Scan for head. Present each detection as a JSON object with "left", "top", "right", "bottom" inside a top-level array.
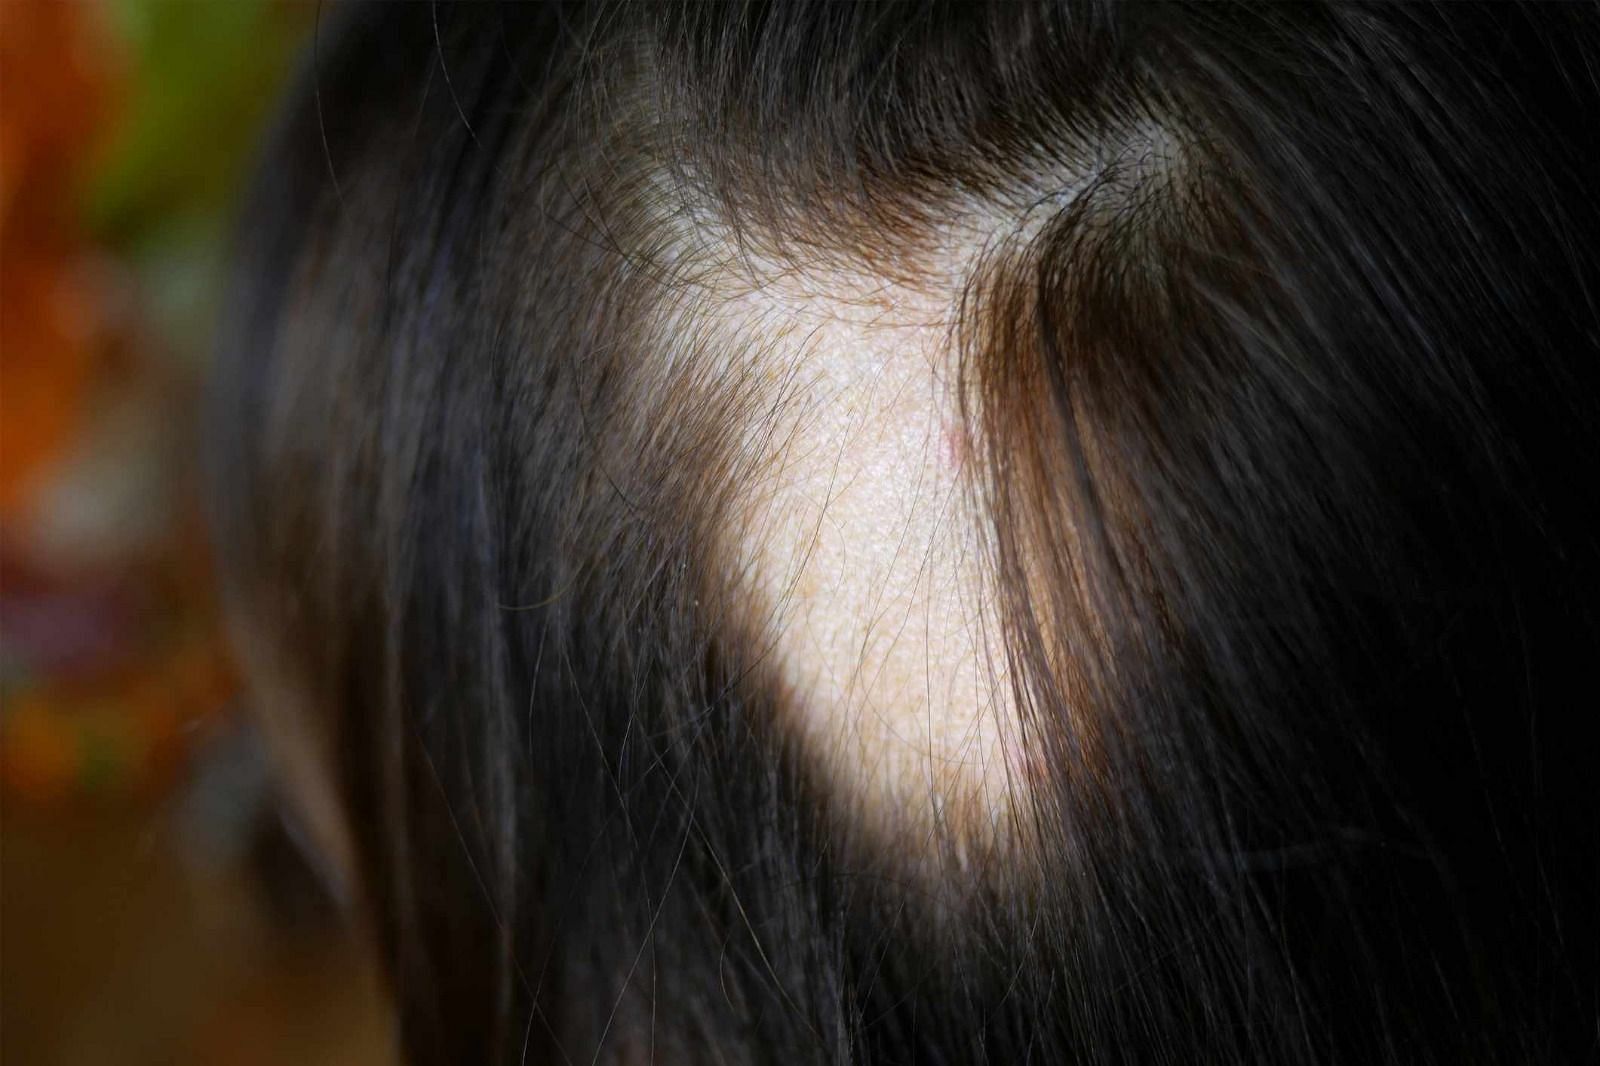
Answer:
[{"left": 210, "top": 2, "right": 1600, "bottom": 1062}]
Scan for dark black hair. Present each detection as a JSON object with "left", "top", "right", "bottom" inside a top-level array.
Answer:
[{"left": 211, "top": 3, "right": 1600, "bottom": 1062}]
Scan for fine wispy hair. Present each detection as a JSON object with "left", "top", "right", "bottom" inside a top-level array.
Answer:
[{"left": 210, "top": 3, "right": 1600, "bottom": 1063}]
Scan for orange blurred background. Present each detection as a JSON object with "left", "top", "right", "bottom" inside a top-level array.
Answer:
[{"left": 1, "top": 3, "right": 393, "bottom": 1061}]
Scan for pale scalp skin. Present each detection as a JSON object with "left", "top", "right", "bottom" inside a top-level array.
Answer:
[
  {"left": 632, "top": 136, "right": 1148, "bottom": 858},
  {"left": 663, "top": 240, "right": 1031, "bottom": 859}
]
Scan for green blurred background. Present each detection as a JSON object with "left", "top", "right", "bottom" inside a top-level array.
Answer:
[{"left": 1, "top": 3, "right": 393, "bottom": 1062}]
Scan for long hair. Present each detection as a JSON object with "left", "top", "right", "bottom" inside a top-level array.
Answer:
[{"left": 210, "top": 3, "right": 1600, "bottom": 1062}]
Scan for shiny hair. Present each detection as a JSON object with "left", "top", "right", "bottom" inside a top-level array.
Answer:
[{"left": 211, "top": 3, "right": 1600, "bottom": 1062}]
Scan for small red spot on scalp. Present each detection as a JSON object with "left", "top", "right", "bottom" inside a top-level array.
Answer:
[{"left": 943, "top": 424, "right": 967, "bottom": 471}]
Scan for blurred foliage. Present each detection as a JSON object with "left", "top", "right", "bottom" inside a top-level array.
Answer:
[
  {"left": 2, "top": 11, "right": 396, "bottom": 1062},
  {"left": 89, "top": 0, "right": 313, "bottom": 360},
  {"left": 94, "top": 0, "right": 311, "bottom": 238},
  {"left": 1, "top": 0, "right": 311, "bottom": 804}
]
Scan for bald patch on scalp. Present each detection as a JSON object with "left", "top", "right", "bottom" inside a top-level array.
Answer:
[
  {"left": 625, "top": 113, "right": 1203, "bottom": 865},
  {"left": 647, "top": 229, "right": 1033, "bottom": 862}
]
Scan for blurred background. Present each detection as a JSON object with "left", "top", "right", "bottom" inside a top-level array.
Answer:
[{"left": 1, "top": 2, "right": 394, "bottom": 1061}]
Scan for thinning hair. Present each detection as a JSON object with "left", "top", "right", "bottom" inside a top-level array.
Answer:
[{"left": 211, "top": 3, "right": 1600, "bottom": 1063}]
